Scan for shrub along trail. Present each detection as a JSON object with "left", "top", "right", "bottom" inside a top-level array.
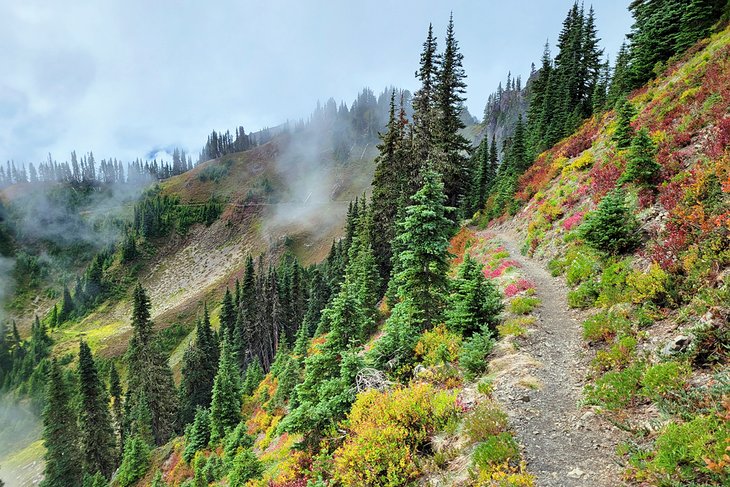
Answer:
[{"left": 487, "top": 228, "right": 626, "bottom": 487}]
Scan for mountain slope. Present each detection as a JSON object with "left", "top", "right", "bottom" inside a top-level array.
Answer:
[{"left": 482, "top": 23, "right": 730, "bottom": 486}]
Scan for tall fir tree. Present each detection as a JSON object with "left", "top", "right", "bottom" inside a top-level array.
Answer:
[
  {"left": 41, "top": 360, "right": 83, "bottom": 487},
  {"left": 433, "top": 14, "right": 471, "bottom": 210},
  {"left": 125, "top": 284, "right": 179, "bottom": 445},
  {"left": 209, "top": 336, "right": 242, "bottom": 444},
  {"left": 77, "top": 340, "right": 117, "bottom": 478},
  {"left": 179, "top": 307, "right": 219, "bottom": 426},
  {"left": 412, "top": 24, "right": 440, "bottom": 173},
  {"left": 390, "top": 168, "right": 454, "bottom": 329}
]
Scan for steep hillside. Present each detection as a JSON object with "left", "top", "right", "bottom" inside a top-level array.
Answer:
[{"left": 481, "top": 24, "right": 730, "bottom": 486}]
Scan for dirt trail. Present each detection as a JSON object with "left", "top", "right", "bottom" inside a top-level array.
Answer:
[{"left": 490, "top": 228, "right": 625, "bottom": 487}]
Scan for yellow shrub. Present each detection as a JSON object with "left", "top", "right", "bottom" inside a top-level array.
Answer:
[
  {"left": 627, "top": 264, "right": 670, "bottom": 304},
  {"left": 414, "top": 324, "right": 462, "bottom": 366},
  {"left": 334, "top": 383, "right": 457, "bottom": 486},
  {"left": 562, "top": 150, "right": 594, "bottom": 175}
]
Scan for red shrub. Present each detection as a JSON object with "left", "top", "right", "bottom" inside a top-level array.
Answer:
[
  {"left": 658, "top": 179, "right": 686, "bottom": 212},
  {"left": 562, "top": 211, "right": 586, "bottom": 231},
  {"left": 589, "top": 161, "right": 622, "bottom": 201},
  {"left": 708, "top": 116, "right": 730, "bottom": 159},
  {"left": 504, "top": 278, "right": 536, "bottom": 297},
  {"left": 638, "top": 188, "right": 656, "bottom": 209}
]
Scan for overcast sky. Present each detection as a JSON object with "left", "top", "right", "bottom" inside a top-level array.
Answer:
[{"left": 0, "top": 1, "right": 633, "bottom": 164}]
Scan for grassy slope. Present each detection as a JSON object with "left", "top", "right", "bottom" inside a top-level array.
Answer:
[{"left": 485, "top": 25, "right": 730, "bottom": 484}]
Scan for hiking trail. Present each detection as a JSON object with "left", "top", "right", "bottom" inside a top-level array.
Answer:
[{"left": 485, "top": 228, "right": 626, "bottom": 487}]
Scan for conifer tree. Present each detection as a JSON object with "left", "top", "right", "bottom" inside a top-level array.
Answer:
[
  {"left": 41, "top": 360, "right": 83, "bottom": 487},
  {"left": 390, "top": 168, "right": 453, "bottom": 329},
  {"left": 607, "top": 43, "right": 631, "bottom": 107},
  {"left": 580, "top": 189, "right": 640, "bottom": 254},
  {"left": 412, "top": 24, "right": 439, "bottom": 170},
  {"left": 116, "top": 435, "right": 151, "bottom": 487},
  {"left": 371, "top": 91, "right": 407, "bottom": 284},
  {"left": 179, "top": 308, "right": 219, "bottom": 426},
  {"left": 126, "top": 284, "right": 178, "bottom": 445},
  {"left": 433, "top": 14, "right": 471, "bottom": 209},
  {"left": 219, "top": 288, "right": 236, "bottom": 340},
  {"left": 242, "top": 359, "right": 264, "bottom": 396},
  {"left": 109, "top": 363, "right": 124, "bottom": 448},
  {"left": 620, "top": 128, "right": 660, "bottom": 185},
  {"left": 183, "top": 407, "right": 210, "bottom": 463},
  {"left": 77, "top": 340, "right": 117, "bottom": 478},
  {"left": 209, "top": 337, "right": 242, "bottom": 444},
  {"left": 613, "top": 98, "right": 636, "bottom": 149},
  {"left": 446, "top": 255, "right": 504, "bottom": 337}
]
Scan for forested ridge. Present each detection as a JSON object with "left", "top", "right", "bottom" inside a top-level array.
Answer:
[{"left": 1, "top": 1, "right": 729, "bottom": 486}]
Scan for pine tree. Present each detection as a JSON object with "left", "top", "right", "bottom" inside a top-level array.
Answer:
[
  {"left": 41, "top": 360, "right": 82, "bottom": 487},
  {"left": 620, "top": 128, "right": 660, "bottom": 185},
  {"left": 433, "top": 13, "right": 471, "bottom": 209},
  {"left": 59, "top": 284, "right": 74, "bottom": 323},
  {"left": 208, "top": 337, "right": 242, "bottom": 444},
  {"left": 77, "top": 341, "right": 117, "bottom": 478},
  {"left": 607, "top": 43, "right": 631, "bottom": 107},
  {"left": 241, "top": 359, "right": 264, "bottom": 396},
  {"left": 676, "top": 0, "right": 726, "bottom": 52},
  {"left": 371, "top": 91, "right": 408, "bottom": 284},
  {"left": 390, "top": 169, "right": 453, "bottom": 329},
  {"left": 126, "top": 284, "right": 179, "bottom": 445}
]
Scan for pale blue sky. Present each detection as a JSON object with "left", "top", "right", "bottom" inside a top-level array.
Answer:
[{"left": 0, "top": 1, "right": 632, "bottom": 163}]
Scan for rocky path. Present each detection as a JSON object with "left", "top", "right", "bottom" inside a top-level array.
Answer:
[{"left": 490, "top": 229, "right": 626, "bottom": 487}]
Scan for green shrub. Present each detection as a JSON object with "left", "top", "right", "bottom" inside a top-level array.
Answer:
[
  {"left": 640, "top": 361, "right": 691, "bottom": 402},
  {"left": 649, "top": 415, "right": 730, "bottom": 483},
  {"left": 464, "top": 401, "right": 508, "bottom": 444},
  {"left": 223, "top": 422, "right": 254, "bottom": 461},
  {"left": 509, "top": 297, "right": 541, "bottom": 315},
  {"left": 566, "top": 252, "right": 600, "bottom": 286},
  {"left": 472, "top": 432, "right": 520, "bottom": 468},
  {"left": 459, "top": 333, "right": 495, "bottom": 380},
  {"left": 596, "top": 259, "right": 632, "bottom": 306},
  {"left": 183, "top": 407, "right": 210, "bottom": 462},
  {"left": 415, "top": 325, "right": 463, "bottom": 366},
  {"left": 592, "top": 335, "right": 638, "bottom": 372},
  {"left": 582, "top": 309, "right": 632, "bottom": 342},
  {"left": 498, "top": 316, "right": 535, "bottom": 338},
  {"left": 627, "top": 264, "right": 670, "bottom": 306},
  {"left": 567, "top": 279, "right": 599, "bottom": 308},
  {"left": 584, "top": 362, "right": 644, "bottom": 410},
  {"left": 579, "top": 189, "right": 640, "bottom": 255}
]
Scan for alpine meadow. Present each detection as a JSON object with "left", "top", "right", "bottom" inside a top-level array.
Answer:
[{"left": 1, "top": 1, "right": 730, "bottom": 486}]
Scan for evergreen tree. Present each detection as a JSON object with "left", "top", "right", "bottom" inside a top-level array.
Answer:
[
  {"left": 433, "top": 14, "right": 471, "bottom": 209},
  {"left": 81, "top": 472, "right": 107, "bottom": 487},
  {"left": 179, "top": 309, "right": 219, "bottom": 426},
  {"left": 219, "top": 288, "right": 236, "bottom": 340},
  {"left": 241, "top": 359, "right": 264, "bottom": 396},
  {"left": 446, "top": 255, "right": 504, "bottom": 337},
  {"left": 390, "top": 169, "right": 453, "bottom": 329},
  {"left": 620, "top": 128, "right": 660, "bottom": 185},
  {"left": 125, "top": 284, "right": 178, "bottom": 445},
  {"left": 676, "top": 0, "right": 727, "bottom": 52},
  {"left": 580, "top": 189, "right": 640, "bottom": 254},
  {"left": 109, "top": 363, "right": 124, "bottom": 449},
  {"left": 208, "top": 337, "right": 242, "bottom": 444},
  {"left": 228, "top": 448, "right": 263, "bottom": 486},
  {"left": 412, "top": 24, "right": 440, "bottom": 171},
  {"left": 116, "top": 435, "right": 151, "bottom": 487},
  {"left": 59, "top": 284, "right": 74, "bottom": 323},
  {"left": 371, "top": 91, "right": 408, "bottom": 284},
  {"left": 183, "top": 407, "right": 210, "bottom": 463},
  {"left": 41, "top": 360, "right": 83, "bottom": 487},
  {"left": 77, "top": 341, "right": 117, "bottom": 478},
  {"left": 607, "top": 43, "right": 632, "bottom": 107},
  {"left": 613, "top": 98, "right": 636, "bottom": 149}
]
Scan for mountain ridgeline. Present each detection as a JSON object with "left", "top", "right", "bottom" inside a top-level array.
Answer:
[{"left": 0, "top": 1, "right": 729, "bottom": 486}]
